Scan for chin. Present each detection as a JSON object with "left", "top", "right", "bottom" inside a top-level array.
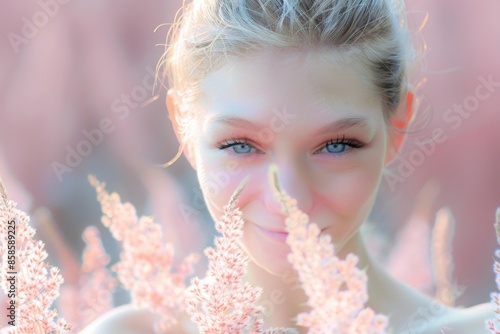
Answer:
[
  {"left": 239, "top": 218, "right": 360, "bottom": 276},
  {"left": 243, "top": 243, "right": 295, "bottom": 277},
  {"left": 238, "top": 220, "right": 299, "bottom": 277}
]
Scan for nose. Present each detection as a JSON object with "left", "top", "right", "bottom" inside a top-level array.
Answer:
[{"left": 264, "top": 163, "right": 314, "bottom": 216}]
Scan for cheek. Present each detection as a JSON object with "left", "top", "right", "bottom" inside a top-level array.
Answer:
[
  {"left": 320, "top": 157, "right": 384, "bottom": 222},
  {"left": 334, "top": 137, "right": 387, "bottom": 217},
  {"left": 336, "top": 169, "right": 381, "bottom": 216},
  {"left": 195, "top": 153, "right": 249, "bottom": 220}
]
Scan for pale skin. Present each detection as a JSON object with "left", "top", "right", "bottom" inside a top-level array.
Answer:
[{"left": 80, "top": 48, "right": 494, "bottom": 333}]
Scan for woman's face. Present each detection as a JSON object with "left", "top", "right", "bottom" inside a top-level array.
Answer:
[{"left": 183, "top": 49, "right": 393, "bottom": 276}]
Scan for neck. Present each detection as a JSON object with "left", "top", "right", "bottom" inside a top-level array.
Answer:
[
  {"left": 244, "top": 230, "right": 443, "bottom": 333},
  {"left": 334, "top": 231, "right": 441, "bottom": 330},
  {"left": 244, "top": 231, "right": 387, "bottom": 333},
  {"left": 245, "top": 255, "right": 309, "bottom": 333}
]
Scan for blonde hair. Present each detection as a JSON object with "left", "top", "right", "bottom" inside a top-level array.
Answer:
[{"left": 158, "top": 0, "right": 414, "bottom": 149}]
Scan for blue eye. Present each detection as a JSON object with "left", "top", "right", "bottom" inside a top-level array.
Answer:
[
  {"left": 229, "top": 142, "right": 254, "bottom": 154},
  {"left": 217, "top": 135, "right": 364, "bottom": 156},
  {"left": 325, "top": 142, "right": 347, "bottom": 154},
  {"left": 317, "top": 135, "right": 364, "bottom": 155},
  {"left": 217, "top": 138, "right": 258, "bottom": 155}
]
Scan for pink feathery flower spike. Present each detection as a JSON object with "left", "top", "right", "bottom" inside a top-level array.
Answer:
[
  {"left": 88, "top": 175, "right": 199, "bottom": 334},
  {"left": 385, "top": 181, "right": 438, "bottom": 295},
  {"left": 57, "top": 225, "right": 117, "bottom": 332},
  {"left": 267, "top": 164, "right": 389, "bottom": 334},
  {"left": 184, "top": 174, "right": 298, "bottom": 334},
  {"left": 485, "top": 207, "right": 500, "bottom": 333},
  {"left": 431, "top": 207, "right": 461, "bottom": 306},
  {"left": 0, "top": 177, "right": 71, "bottom": 333},
  {"left": 32, "top": 207, "right": 86, "bottom": 330},
  {"left": 78, "top": 225, "right": 117, "bottom": 328}
]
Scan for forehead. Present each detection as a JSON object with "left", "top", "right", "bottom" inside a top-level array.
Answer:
[{"left": 197, "top": 48, "right": 383, "bottom": 130}]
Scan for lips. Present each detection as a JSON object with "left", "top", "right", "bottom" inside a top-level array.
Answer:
[
  {"left": 254, "top": 224, "right": 289, "bottom": 242},
  {"left": 253, "top": 223, "right": 328, "bottom": 243}
]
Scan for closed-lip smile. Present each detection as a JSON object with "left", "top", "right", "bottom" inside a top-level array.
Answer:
[
  {"left": 254, "top": 224, "right": 328, "bottom": 243},
  {"left": 254, "top": 224, "right": 289, "bottom": 242}
]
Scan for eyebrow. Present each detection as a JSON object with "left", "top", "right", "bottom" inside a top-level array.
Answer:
[{"left": 212, "top": 115, "right": 370, "bottom": 134}]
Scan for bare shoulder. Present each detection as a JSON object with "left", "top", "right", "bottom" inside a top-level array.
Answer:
[
  {"left": 393, "top": 301, "right": 494, "bottom": 334},
  {"left": 78, "top": 303, "right": 183, "bottom": 334},
  {"left": 443, "top": 302, "right": 495, "bottom": 334}
]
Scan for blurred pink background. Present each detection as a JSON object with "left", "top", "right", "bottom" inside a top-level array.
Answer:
[{"left": 0, "top": 0, "right": 499, "bottom": 327}]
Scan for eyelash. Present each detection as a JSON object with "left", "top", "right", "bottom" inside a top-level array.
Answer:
[{"left": 216, "top": 135, "right": 364, "bottom": 157}]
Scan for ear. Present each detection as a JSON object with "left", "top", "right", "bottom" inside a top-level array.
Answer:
[
  {"left": 385, "top": 91, "right": 414, "bottom": 166},
  {"left": 166, "top": 89, "right": 197, "bottom": 170}
]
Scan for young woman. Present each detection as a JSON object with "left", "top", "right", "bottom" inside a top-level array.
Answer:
[{"left": 81, "top": 0, "right": 494, "bottom": 332}]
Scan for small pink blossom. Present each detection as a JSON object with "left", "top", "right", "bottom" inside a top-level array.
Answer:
[
  {"left": 76, "top": 225, "right": 117, "bottom": 329},
  {"left": 184, "top": 175, "right": 297, "bottom": 334},
  {"left": 385, "top": 181, "right": 439, "bottom": 296},
  {"left": 89, "top": 175, "right": 199, "bottom": 333},
  {"left": 385, "top": 216, "right": 433, "bottom": 293},
  {"left": 431, "top": 207, "right": 461, "bottom": 306},
  {"left": 267, "top": 164, "right": 389, "bottom": 334},
  {"left": 485, "top": 207, "right": 500, "bottom": 333},
  {"left": 0, "top": 178, "right": 71, "bottom": 333}
]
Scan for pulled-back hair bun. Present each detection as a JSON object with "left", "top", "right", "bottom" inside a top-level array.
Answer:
[{"left": 158, "top": 0, "right": 414, "bottom": 144}]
